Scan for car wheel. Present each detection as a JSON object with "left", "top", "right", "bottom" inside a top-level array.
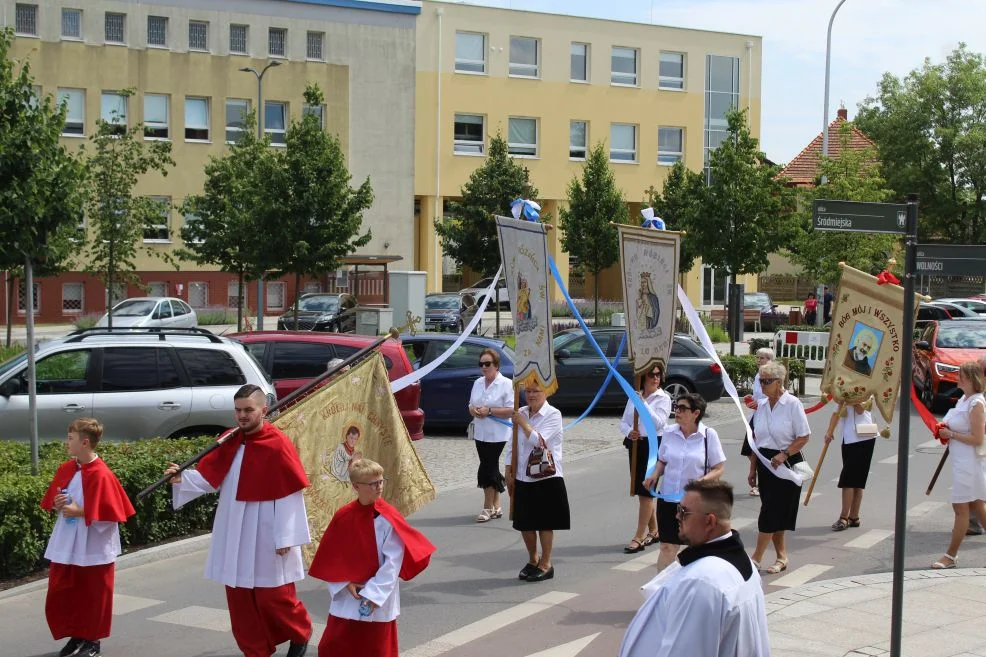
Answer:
[
  {"left": 663, "top": 378, "right": 694, "bottom": 403},
  {"left": 920, "top": 378, "right": 939, "bottom": 412}
]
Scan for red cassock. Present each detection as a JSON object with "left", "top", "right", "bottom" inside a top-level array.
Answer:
[
  {"left": 40, "top": 458, "right": 135, "bottom": 641},
  {"left": 196, "top": 422, "right": 309, "bottom": 501}
]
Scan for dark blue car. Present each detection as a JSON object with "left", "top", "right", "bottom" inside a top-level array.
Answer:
[{"left": 400, "top": 334, "right": 516, "bottom": 430}]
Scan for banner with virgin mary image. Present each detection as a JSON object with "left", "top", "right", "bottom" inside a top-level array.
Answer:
[
  {"left": 495, "top": 214, "right": 557, "bottom": 395},
  {"left": 617, "top": 224, "right": 682, "bottom": 376},
  {"left": 821, "top": 264, "right": 923, "bottom": 423}
]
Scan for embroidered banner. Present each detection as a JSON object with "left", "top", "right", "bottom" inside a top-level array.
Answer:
[
  {"left": 617, "top": 225, "right": 681, "bottom": 377},
  {"left": 821, "top": 264, "right": 922, "bottom": 423},
  {"left": 274, "top": 352, "right": 436, "bottom": 566},
  {"left": 496, "top": 215, "right": 557, "bottom": 395}
]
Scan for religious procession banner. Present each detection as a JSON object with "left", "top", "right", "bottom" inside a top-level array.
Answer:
[
  {"left": 274, "top": 352, "right": 436, "bottom": 566},
  {"left": 495, "top": 214, "right": 557, "bottom": 394},
  {"left": 821, "top": 264, "right": 923, "bottom": 423},
  {"left": 617, "top": 225, "right": 682, "bottom": 376}
]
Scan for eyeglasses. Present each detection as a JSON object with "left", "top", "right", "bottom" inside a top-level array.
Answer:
[
  {"left": 676, "top": 504, "right": 698, "bottom": 519},
  {"left": 674, "top": 404, "right": 694, "bottom": 412},
  {"left": 760, "top": 377, "right": 779, "bottom": 385},
  {"left": 479, "top": 361, "right": 495, "bottom": 367},
  {"left": 647, "top": 371, "right": 663, "bottom": 379},
  {"left": 355, "top": 479, "right": 386, "bottom": 488}
]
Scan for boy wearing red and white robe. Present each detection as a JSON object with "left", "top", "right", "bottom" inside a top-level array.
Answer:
[
  {"left": 40, "top": 417, "right": 135, "bottom": 657},
  {"left": 166, "top": 384, "right": 313, "bottom": 657},
  {"left": 309, "top": 458, "right": 435, "bottom": 657}
]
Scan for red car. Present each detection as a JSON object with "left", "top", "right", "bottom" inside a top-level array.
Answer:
[
  {"left": 230, "top": 331, "right": 424, "bottom": 440},
  {"left": 912, "top": 320, "right": 986, "bottom": 412}
]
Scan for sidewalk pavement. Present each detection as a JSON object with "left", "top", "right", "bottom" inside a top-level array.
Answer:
[{"left": 766, "top": 568, "right": 986, "bottom": 657}]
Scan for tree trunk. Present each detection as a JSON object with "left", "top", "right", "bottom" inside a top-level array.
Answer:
[
  {"left": 294, "top": 272, "right": 301, "bottom": 329},
  {"left": 5, "top": 271, "right": 12, "bottom": 348},
  {"left": 728, "top": 271, "right": 737, "bottom": 356},
  {"left": 107, "top": 239, "right": 115, "bottom": 331},
  {"left": 236, "top": 270, "right": 244, "bottom": 332},
  {"left": 25, "top": 257, "right": 38, "bottom": 475},
  {"left": 593, "top": 271, "right": 600, "bottom": 326}
]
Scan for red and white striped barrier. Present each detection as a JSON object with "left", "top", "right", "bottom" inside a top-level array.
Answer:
[{"left": 774, "top": 330, "right": 829, "bottom": 370}]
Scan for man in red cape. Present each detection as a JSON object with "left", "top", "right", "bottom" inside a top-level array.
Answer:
[
  {"left": 40, "top": 417, "right": 135, "bottom": 657},
  {"left": 309, "top": 458, "right": 436, "bottom": 657},
  {"left": 165, "top": 384, "right": 313, "bottom": 657}
]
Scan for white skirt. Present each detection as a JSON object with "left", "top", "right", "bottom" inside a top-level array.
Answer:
[{"left": 950, "top": 447, "right": 986, "bottom": 504}]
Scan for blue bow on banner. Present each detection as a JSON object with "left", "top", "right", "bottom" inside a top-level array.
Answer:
[
  {"left": 640, "top": 207, "right": 666, "bottom": 230},
  {"left": 511, "top": 198, "right": 542, "bottom": 222}
]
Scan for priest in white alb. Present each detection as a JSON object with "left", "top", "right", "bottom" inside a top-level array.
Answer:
[
  {"left": 166, "top": 384, "right": 313, "bottom": 657},
  {"left": 619, "top": 479, "right": 770, "bottom": 657}
]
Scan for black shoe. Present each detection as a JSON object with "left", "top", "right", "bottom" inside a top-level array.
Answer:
[
  {"left": 59, "top": 638, "right": 84, "bottom": 657},
  {"left": 526, "top": 566, "right": 554, "bottom": 582},
  {"left": 518, "top": 562, "right": 539, "bottom": 580},
  {"left": 78, "top": 641, "right": 100, "bottom": 657},
  {"left": 286, "top": 637, "right": 310, "bottom": 657},
  {"left": 967, "top": 526, "right": 984, "bottom": 536}
]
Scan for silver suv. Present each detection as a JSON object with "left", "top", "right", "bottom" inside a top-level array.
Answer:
[{"left": 0, "top": 328, "right": 276, "bottom": 441}]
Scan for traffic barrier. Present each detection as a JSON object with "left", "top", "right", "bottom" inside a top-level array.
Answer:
[{"left": 773, "top": 330, "right": 829, "bottom": 371}]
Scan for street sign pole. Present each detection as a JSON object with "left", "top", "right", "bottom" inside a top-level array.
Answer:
[{"left": 890, "top": 193, "right": 918, "bottom": 657}]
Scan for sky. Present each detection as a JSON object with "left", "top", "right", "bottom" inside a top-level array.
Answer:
[{"left": 454, "top": 0, "right": 986, "bottom": 164}]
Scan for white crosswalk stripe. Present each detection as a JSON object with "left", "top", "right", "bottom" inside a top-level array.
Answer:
[
  {"left": 524, "top": 633, "right": 600, "bottom": 657},
  {"left": 113, "top": 594, "right": 165, "bottom": 616},
  {"left": 844, "top": 529, "right": 893, "bottom": 549},
  {"left": 612, "top": 552, "right": 653, "bottom": 572},
  {"left": 768, "top": 564, "right": 833, "bottom": 588},
  {"left": 879, "top": 454, "right": 898, "bottom": 464},
  {"left": 907, "top": 501, "right": 945, "bottom": 517},
  {"left": 149, "top": 605, "right": 231, "bottom": 632}
]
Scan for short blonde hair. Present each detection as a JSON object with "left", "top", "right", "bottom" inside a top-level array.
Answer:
[
  {"left": 760, "top": 361, "right": 787, "bottom": 384},
  {"left": 755, "top": 347, "right": 775, "bottom": 360},
  {"left": 960, "top": 361, "right": 986, "bottom": 393},
  {"left": 68, "top": 417, "right": 103, "bottom": 447},
  {"left": 349, "top": 458, "right": 384, "bottom": 483}
]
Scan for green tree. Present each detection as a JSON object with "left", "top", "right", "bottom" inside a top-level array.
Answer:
[
  {"left": 644, "top": 161, "right": 706, "bottom": 276},
  {"left": 559, "top": 142, "right": 629, "bottom": 321},
  {"left": 179, "top": 112, "right": 278, "bottom": 331},
  {"left": 268, "top": 84, "right": 373, "bottom": 327},
  {"left": 788, "top": 122, "right": 899, "bottom": 284},
  {"left": 856, "top": 44, "right": 986, "bottom": 242},
  {"left": 436, "top": 133, "right": 541, "bottom": 277},
  {"left": 80, "top": 90, "right": 175, "bottom": 328},
  {"left": 689, "top": 108, "right": 798, "bottom": 353}
]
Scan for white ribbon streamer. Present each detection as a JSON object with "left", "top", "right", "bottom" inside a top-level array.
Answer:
[
  {"left": 391, "top": 266, "right": 502, "bottom": 393},
  {"left": 675, "top": 285, "right": 803, "bottom": 486}
]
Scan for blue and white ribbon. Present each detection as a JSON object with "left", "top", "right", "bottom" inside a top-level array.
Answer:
[
  {"left": 511, "top": 198, "right": 542, "bottom": 222},
  {"left": 640, "top": 207, "right": 666, "bottom": 230}
]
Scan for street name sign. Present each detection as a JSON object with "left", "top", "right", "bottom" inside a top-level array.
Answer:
[
  {"left": 813, "top": 199, "right": 908, "bottom": 234},
  {"left": 915, "top": 244, "right": 986, "bottom": 277}
]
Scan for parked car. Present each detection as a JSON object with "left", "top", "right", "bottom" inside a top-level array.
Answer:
[
  {"left": 230, "top": 331, "right": 424, "bottom": 440},
  {"left": 743, "top": 292, "right": 786, "bottom": 332},
  {"left": 912, "top": 319, "right": 986, "bottom": 412},
  {"left": 460, "top": 275, "right": 510, "bottom": 311},
  {"left": 933, "top": 298, "right": 986, "bottom": 315},
  {"left": 276, "top": 293, "right": 358, "bottom": 332},
  {"left": 0, "top": 328, "right": 274, "bottom": 441},
  {"left": 399, "top": 333, "right": 516, "bottom": 430},
  {"left": 914, "top": 303, "right": 953, "bottom": 332},
  {"left": 95, "top": 297, "right": 197, "bottom": 329},
  {"left": 424, "top": 293, "right": 480, "bottom": 334},
  {"left": 928, "top": 301, "right": 986, "bottom": 320},
  {"left": 551, "top": 327, "right": 724, "bottom": 411}
]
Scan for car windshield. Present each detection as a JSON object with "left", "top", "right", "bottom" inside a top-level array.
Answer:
[
  {"left": 426, "top": 296, "right": 460, "bottom": 310},
  {"left": 112, "top": 299, "right": 158, "bottom": 316},
  {"left": 744, "top": 293, "right": 769, "bottom": 309},
  {"left": 0, "top": 351, "right": 27, "bottom": 379},
  {"left": 298, "top": 296, "right": 340, "bottom": 312},
  {"left": 935, "top": 325, "right": 986, "bottom": 349}
]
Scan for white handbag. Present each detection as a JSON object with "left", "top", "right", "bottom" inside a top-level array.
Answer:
[
  {"left": 855, "top": 423, "right": 879, "bottom": 438},
  {"left": 467, "top": 420, "right": 475, "bottom": 440}
]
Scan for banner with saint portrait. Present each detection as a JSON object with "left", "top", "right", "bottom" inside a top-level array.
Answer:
[
  {"left": 495, "top": 214, "right": 557, "bottom": 394},
  {"left": 273, "top": 352, "right": 435, "bottom": 566},
  {"left": 617, "top": 225, "right": 682, "bottom": 376},
  {"left": 821, "top": 264, "right": 923, "bottom": 423}
]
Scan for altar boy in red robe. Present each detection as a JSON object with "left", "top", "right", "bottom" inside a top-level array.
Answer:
[
  {"left": 40, "top": 417, "right": 135, "bottom": 657},
  {"left": 309, "top": 458, "right": 436, "bottom": 657}
]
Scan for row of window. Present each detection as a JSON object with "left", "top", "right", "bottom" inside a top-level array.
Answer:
[
  {"left": 455, "top": 32, "right": 687, "bottom": 89},
  {"left": 453, "top": 115, "right": 685, "bottom": 166},
  {"left": 52, "top": 89, "right": 324, "bottom": 144},
  {"left": 13, "top": 4, "right": 326, "bottom": 60}
]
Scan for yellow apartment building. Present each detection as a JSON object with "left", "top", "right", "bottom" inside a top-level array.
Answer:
[{"left": 414, "top": 0, "right": 763, "bottom": 308}]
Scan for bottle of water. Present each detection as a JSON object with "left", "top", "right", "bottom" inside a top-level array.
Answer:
[
  {"left": 358, "top": 597, "right": 372, "bottom": 617},
  {"left": 61, "top": 488, "right": 77, "bottom": 525}
]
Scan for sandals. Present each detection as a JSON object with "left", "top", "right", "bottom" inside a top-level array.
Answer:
[
  {"left": 831, "top": 517, "right": 850, "bottom": 531},
  {"left": 491, "top": 507, "right": 503, "bottom": 519},
  {"left": 642, "top": 532, "right": 659, "bottom": 547},
  {"left": 624, "top": 539, "right": 645, "bottom": 554},
  {"left": 749, "top": 487, "right": 760, "bottom": 497},
  {"left": 766, "top": 558, "right": 788, "bottom": 575},
  {"left": 476, "top": 508, "right": 495, "bottom": 523},
  {"left": 848, "top": 517, "right": 861, "bottom": 528},
  {"left": 931, "top": 554, "right": 957, "bottom": 569}
]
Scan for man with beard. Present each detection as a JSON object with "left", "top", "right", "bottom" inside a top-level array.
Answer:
[{"left": 844, "top": 327, "right": 878, "bottom": 376}]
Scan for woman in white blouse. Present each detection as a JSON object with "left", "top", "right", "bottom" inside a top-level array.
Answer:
[
  {"left": 468, "top": 348, "right": 514, "bottom": 523},
  {"left": 643, "top": 392, "right": 726, "bottom": 571},
  {"left": 748, "top": 361, "right": 810, "bottom": 575},
  {"left": 825, "top": 397, "right": 876, "bottom": 531},
  {"left": 619, "top": 362, "right": 672, "bottom": 554},
  {"left": 932, "top": 361, "right": 986, "bottom": 569}
]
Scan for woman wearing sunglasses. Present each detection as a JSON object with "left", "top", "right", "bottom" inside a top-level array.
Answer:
[
  {"left": 468, "top": 348, "right": 513, "bottom": 523},
  {"left": 642, "top": 392, "right": 726, "bottom": 571},
  {"left": 748, "top": 361, "right": 810, "bottom": 575},
  {"left": 619, "top": 363, "right": 672, "bottom": 554}
]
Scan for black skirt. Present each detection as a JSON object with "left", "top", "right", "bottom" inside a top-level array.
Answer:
[
  {"left": 740, "top": 418, "right": 755, "bottom": 457},
  {"left": 838, "top": 439, "right": 876, "bottom": 489},
  {"left": 624, "top": 437, "right": 657, "bottom": 498},
  {"left": 475, "top": 440, "right": 506, "bottom": 492},
  {"left": 756, "top": 447, "right": 802, "bottom": 533},
  {"left": 512, "top": 477, "right": 571, "bottom": 531},
  {"left": 657, "top": 500, "right": 683, "bottom": 545}
]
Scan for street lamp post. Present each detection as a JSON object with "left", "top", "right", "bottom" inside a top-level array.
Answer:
[
  {"left": 820, "top": 0, "right": 848, "bottom": 181},
  {"left": 239, "top": 60, "right": 281, "bottom": 330}
]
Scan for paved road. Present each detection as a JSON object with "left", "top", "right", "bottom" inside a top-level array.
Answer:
[{"left": 2, "top": 397, "right": 978, "bottom": 657}]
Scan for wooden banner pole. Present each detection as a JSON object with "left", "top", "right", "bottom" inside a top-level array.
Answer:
[
  {"left": 508, "top": 384, "right": 520, "bottom": 520},
  {"left": 803, "top": 402, "right": 845, "bottom": 506}
]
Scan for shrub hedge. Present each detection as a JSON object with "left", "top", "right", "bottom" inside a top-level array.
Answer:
[
  {"left": 719, "top": 354, "right": 807, "bottom": 396},
  {"left": 0, "top": 436, "right": 217, "bottom": 581}
]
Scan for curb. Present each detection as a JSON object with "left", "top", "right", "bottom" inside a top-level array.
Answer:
[{"left": 0, "top": 534, "right": 211, "bottom": 601}]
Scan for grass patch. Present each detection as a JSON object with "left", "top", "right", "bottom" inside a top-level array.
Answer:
[
  {"left": 196, "top": 306, "right": 254, "bottom": 326},
  {"left": 73, "top": 313, "right": 101, "bottom": 330},
  {"left": 0, "top": 344, "right": 25, "bottom": 363}
]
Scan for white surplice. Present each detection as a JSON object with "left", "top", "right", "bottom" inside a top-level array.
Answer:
[
  {"left": 44, "top": 467, "right": 121, "bottom": 567},
  {"left": 325, "top": 514, "right": 405, "bottom": 623},
  {"left": 173, "top": 445, "right": 311, "bottom": 588}
]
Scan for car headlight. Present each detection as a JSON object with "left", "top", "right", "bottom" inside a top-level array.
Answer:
[
  {"left": 443, "top": 312, "right": 456, "bottom": 320},
  {"left": 935, "top": 362, "right": 960, "bottom": 377}
]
